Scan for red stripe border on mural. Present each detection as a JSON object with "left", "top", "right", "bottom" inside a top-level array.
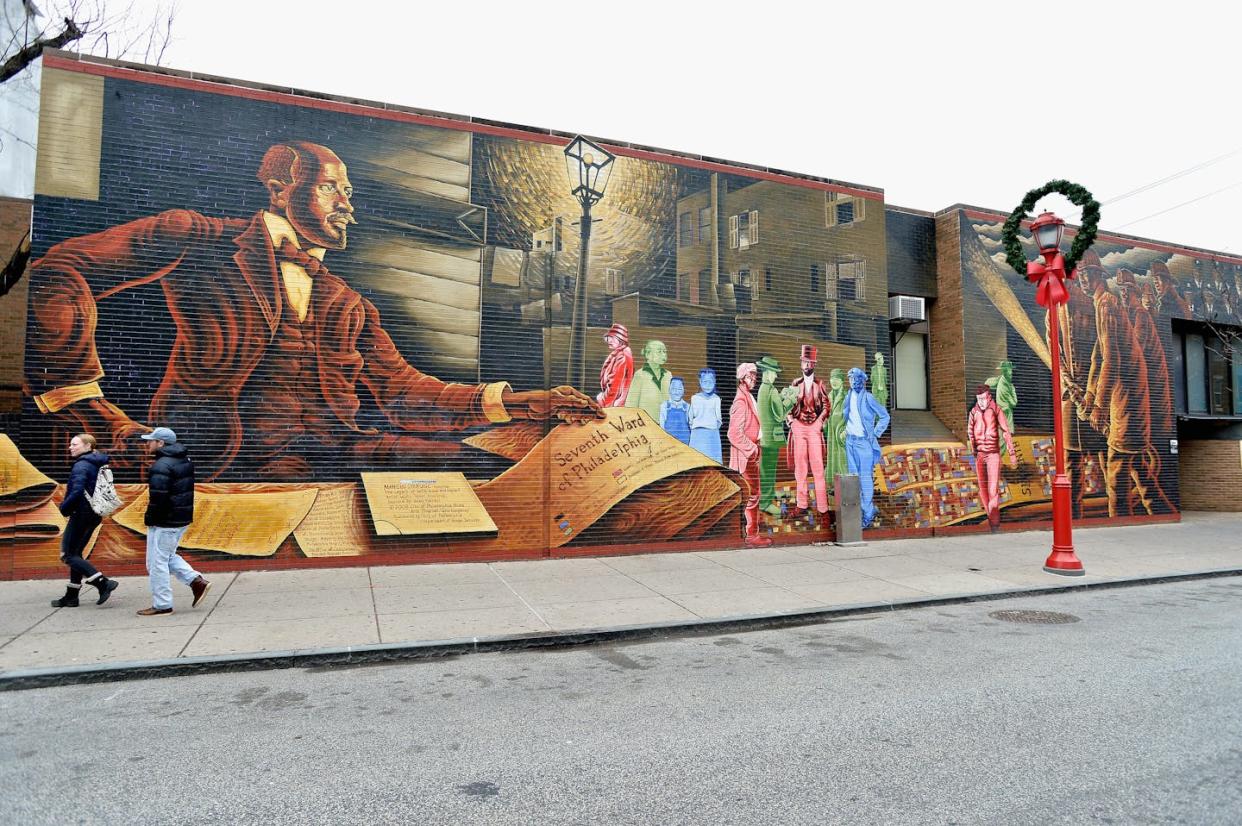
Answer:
[{"left": 42, "top": 53, "right": 882, "bottom": 202}]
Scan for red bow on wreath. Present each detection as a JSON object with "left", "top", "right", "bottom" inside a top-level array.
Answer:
[{"left": 1026, "top": 252, "right": 1074, "bottom": 307}]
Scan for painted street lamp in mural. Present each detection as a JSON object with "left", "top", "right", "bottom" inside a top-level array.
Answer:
[
  {"left": 1026, "top": 210, "right": 1084, "bottom": 576},
  {"left": 563, "top": 135, "right": 616, "bottom": 388}
]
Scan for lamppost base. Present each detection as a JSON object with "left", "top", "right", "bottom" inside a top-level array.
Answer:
[
  {"left": 1045, "top": 472, "right": 1083, "bottom": 575},
  {"left": 1043, "top": 548, "right": 1086, "bottom": 576}
]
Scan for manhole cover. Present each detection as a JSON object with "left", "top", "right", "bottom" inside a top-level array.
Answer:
[{"left": 988, "top": 609, "right": 1080, "bottom": 625}]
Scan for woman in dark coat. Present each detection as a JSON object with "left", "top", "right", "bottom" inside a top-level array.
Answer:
[{"left": 51, "top": 433, "right": 119, "bottom": 607}]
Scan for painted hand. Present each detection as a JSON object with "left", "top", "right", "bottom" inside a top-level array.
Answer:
[{"left": 503, "top": 387, "right": 605, "bottom": 425}]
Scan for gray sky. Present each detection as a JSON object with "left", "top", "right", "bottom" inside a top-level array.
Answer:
[{"left": 73, "top": 1, "right": 1242, "bottom": 253}]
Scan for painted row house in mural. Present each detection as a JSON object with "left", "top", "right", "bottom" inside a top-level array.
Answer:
[{"left": 0, "top": 49, "right": 1238, "bottom": 580}]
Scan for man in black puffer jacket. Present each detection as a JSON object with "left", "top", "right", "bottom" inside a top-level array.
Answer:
[
  {"left": 50, "top": 433, "right": 120, "bottom": 608},
  {"left": 136, "top": 427, "right": 211, "bottom": 616}
]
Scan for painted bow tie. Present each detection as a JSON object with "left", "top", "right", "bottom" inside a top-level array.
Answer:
[{"left": 1027, "top": 252, "right": 1072, "bottom": 307}]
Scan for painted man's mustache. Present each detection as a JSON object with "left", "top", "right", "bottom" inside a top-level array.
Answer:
[{"left": 330, "top": 213, "right": 357, "bottom": 225}]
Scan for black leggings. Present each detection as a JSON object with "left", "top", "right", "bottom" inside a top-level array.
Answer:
[{"left": 61, "top": 509, "right": 103, "bottom": 584}]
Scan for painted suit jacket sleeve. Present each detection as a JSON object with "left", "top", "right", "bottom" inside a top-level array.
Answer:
[
  {"left": 868, "top": 392, "right": 890, "bottom": 439},
  {"left": 997, "top": 403, "right": 1016, "bottom": 458},
  {"left": 728, "top": 394, "right": 758, "bottom": 461},
  {"left": 25, "top": 209, "right": 243, "bottom": 400},
  {"left": 349, "top": 293, "right": 497, "bottom": 430}
]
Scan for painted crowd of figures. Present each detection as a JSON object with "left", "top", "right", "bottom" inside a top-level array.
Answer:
[{"left": 597, "top": 329, "right": 891, "bottom": 543}]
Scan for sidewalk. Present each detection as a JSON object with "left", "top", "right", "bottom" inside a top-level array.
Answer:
[{"left": 2, "top": 512, "right": 1240, "bottom": 687}]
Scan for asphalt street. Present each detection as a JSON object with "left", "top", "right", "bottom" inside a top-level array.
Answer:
[{"left": 2, "top": 578, "right": 1240, "bottom": 825}]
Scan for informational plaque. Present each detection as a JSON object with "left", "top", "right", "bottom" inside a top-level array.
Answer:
[{"left": 360, "top": 472, "right": 498, "bottom": 537}]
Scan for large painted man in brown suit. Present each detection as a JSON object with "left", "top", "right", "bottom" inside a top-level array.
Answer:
[
  {"left": 25, "top": 142, "right": 601, "bottom": 481},
  {"left": 1048, "top": 250, "right": 1107, "bottom": 518},
  {"left": 1074, "top": 262, "right": 1170, "bottom": 516}
]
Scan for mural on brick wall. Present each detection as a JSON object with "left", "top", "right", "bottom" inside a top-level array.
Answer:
[
  {"left": 1, "top": 64, "right": 893, "bottom": 577},
  {"left": 947, "top": 212, "right": 1242, "bottom": 527}
]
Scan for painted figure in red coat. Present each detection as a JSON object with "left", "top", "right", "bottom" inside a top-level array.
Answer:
[
  {"left": 596, "top": 323, "right": 634, "bottom": 408},
  {"left": 25, "top": 142, "right": 602, "bottom": 481},
  {"left": 728, "top": 362, "right": 772, "bottom": 547}
]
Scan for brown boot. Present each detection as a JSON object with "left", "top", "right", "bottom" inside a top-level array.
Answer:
[{"left": 190, "top": 576, "right": 212, "bottom": 608}]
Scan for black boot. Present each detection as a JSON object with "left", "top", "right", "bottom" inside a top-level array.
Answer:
[
  {"left": 51, "top": 584, "right": 81, "bottom": 608},
  {"left": 91, "top": 576, "right": 119, "bottom": 605}
]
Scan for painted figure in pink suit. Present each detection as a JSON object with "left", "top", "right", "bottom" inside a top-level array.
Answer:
[
  {"left": 786, "top": 344, "right": 830, "bottom": 520},
  {"left": 967, "top": 384, "right": 1017, "bottom": 532},
  {"left": 728, "top": 362, "right": 772, "bottom": 547}
]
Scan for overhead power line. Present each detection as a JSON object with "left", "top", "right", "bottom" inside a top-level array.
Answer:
[
  {"left": 1068, "top": 147, "right": 1241, "bottom": 220},
  {"left": 1113, "top": 180, "right": 1242, "bottom": 230}
]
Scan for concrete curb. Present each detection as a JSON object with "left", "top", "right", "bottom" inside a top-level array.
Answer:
[{"left": 3, "top": 566, "right": 1240, "bottom": 691}]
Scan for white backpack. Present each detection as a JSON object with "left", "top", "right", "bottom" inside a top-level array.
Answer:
[{"left": 86, "top": 466, "right": 124, "bottom": 517}]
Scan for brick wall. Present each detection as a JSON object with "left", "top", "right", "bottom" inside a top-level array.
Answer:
[
  {"left": 1179, "top": 440, "right": 1242, "bottom": 511},
  {"left": 930, "top": 210, "right": 965, "bottom": 443}
]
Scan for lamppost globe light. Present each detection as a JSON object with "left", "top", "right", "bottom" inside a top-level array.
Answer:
[
  {"left": 1029, "top": 210, "right": 1065, "bottom": 255},
  {"left": 563, "top": 135, "right": 615, "bottom": 207}
]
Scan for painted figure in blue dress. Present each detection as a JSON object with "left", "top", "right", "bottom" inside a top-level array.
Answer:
[{"left": 688, "top": 368, "right": 722, "bottom": 462}]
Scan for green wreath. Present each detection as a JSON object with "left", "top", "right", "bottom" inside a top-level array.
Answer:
[{"left": 1000, "top": 180, "right": 1100, "bottom": 277}]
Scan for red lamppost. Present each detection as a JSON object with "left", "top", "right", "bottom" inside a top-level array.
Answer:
[{"left": 1026, "top": 211, "right": 1085, "bottom": 576}]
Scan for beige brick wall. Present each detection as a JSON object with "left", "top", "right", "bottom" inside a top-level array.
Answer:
[
  {"left": 930, "top": 210, "right": 965, "bottom": 443},
  {"left": 1179, "top": 440, "right": 1242, "bottom": 511}
]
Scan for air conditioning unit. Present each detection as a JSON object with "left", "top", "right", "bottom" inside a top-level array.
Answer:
[{"left": 889, "top": 295, "right": 926, "bottom": 322}]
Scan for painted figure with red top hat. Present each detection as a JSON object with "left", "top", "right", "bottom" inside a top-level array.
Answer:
[
  {"left": 786, "top": 344, "right": 831, "bottom": 519},
  {"left": 597, "top": 323, "right": 634, "bottom": 408}
]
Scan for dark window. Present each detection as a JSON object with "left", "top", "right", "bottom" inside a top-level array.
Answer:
[
  {"left": 810, "top": 264, "right": 820, "bottom": 294},
  {"left": 698, "top": 207, "right": 712, "bottom": 243},
  {"left": 836, "top": 201, "right": 855, "bottom": 225},
  {"left": 1186, "top": 333, "right": 1208, "bottom": 413},
  {"left": 679, "top": 212, "right": 693, "bottom": 248},
  {"left": 839, "top": 277, "right": 858, "bottom": 302}
]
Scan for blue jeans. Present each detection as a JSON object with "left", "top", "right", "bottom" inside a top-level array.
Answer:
[
  {"left": 146, "top": 526, "right": 197, "bottom": 610},
  {"left": 845, "top": 435, "right": 878, "bottom": 527}
]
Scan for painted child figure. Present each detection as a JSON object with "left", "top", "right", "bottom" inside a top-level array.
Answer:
[
  {"left": 597, "top": 323, "right": 634, "bottom": 408},
  {"left": 659, "top": 377, "right": 692, "bottom": 444},
  {"left": 688, "top": 369, "right": 723, "bottom": 463}
]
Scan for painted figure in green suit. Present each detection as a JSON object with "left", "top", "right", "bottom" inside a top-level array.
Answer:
[
  {"left": 870, "top": 352, "right": 889, "bottom": 409},
  {"left": 624, "top": 340, "right": 671, "bottom": 423},
  {"left": 824, "top": 367, "right": 848, "bottom": 486},
  {"left": 985, "top": 360, "right": 1017, "bottom": 460},
  {"left": 756, "top": 356, "right": 790, "bottom": 515}
]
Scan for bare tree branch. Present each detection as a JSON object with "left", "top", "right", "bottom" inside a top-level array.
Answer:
[
  {"left": 0, "top": 16, "right": 82, "bottom": 83},
  {"left": 0, "top": 230, "right": 31, "bottom": 299}
]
